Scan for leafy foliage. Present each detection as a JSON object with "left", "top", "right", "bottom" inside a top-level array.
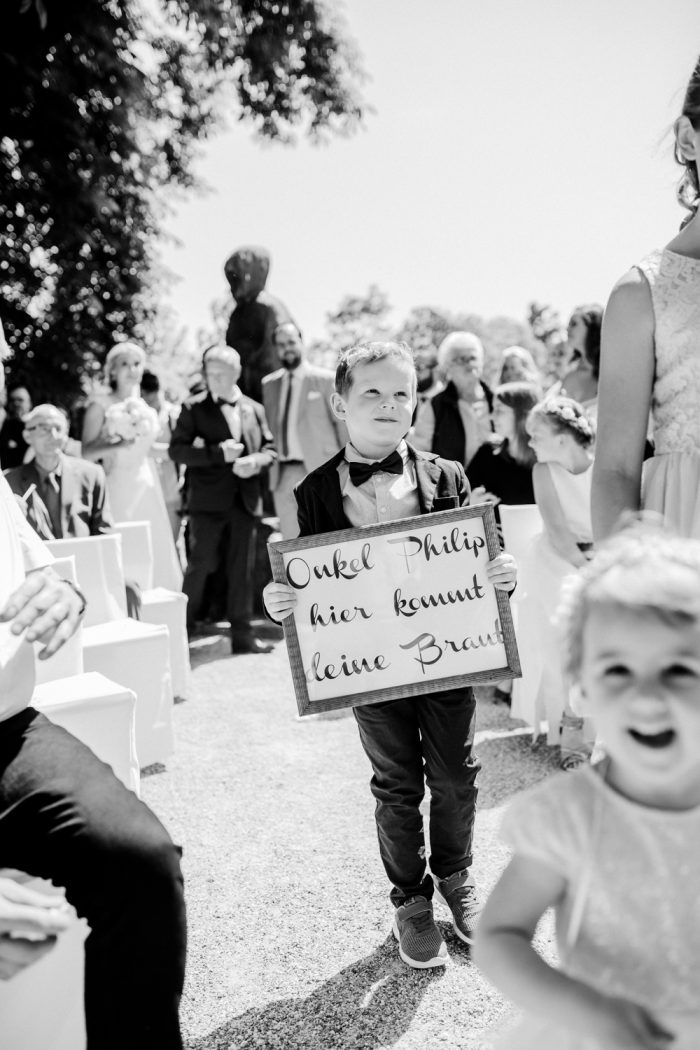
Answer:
[{"left": 0, "top": 0, "right": 367, "bottom": 404}]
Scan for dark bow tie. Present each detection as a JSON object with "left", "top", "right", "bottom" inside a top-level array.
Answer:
[
  {"left": 217, "top": 397, "right": 239, "bottom": 408},
  {"left": 348, "top": 450, "right": 404, "bottom": 487}
]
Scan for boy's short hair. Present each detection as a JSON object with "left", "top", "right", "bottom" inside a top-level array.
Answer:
[{"left": 335, "top": 341, "right": 416, "bottom": 397}]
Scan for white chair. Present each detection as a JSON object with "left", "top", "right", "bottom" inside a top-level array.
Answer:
[
  {"left": 0, "top": 880, "right": 87, "bottom": 1050},
  {"left": 46, "top": 536, "right": 174, "bottom": 768},
  {"left": 34, "top": 672, "right": 140, "bottom": 795},
  {"left": 499, "top": 503, "right": 543, "bottom": 569},
  {"left": 111, "top": 520, "right": 191, "bottom": 699}
]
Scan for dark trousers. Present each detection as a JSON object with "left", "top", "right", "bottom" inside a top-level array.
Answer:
[
  {"left": 353, "top": 688, "right": 479, "bottom": 907},
  {"left": 183, "top": 500, "right": 257, "bottom": 632},
  {"left": 0, "top": 709, "right": 186, "bottom": 1050}
]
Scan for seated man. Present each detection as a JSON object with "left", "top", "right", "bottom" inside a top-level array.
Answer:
[
  {"left": 5, "top": 404, "right": 111, "bottom": 539},
  {"left": 0, "top": 323, "right": 186, "bottom": 1047}
]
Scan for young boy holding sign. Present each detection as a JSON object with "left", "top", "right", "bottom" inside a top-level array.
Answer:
[{"left": 263, "top": 341, "right": 516, "bottom": 969}]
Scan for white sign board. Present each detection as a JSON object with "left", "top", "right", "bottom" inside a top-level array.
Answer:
[{"left": 268, "top": 504, "right": 520, "bottom": 715}]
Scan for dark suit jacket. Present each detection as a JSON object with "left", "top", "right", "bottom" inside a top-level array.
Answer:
[
  {"left": 294, "top": 443, "right": 471, "bottom": 538},
  {"left": 169, "top": 390, "right": 276, "bottom": 517},
  {"left": 5, "top": 454, "right": 112, "bottom": 539}
]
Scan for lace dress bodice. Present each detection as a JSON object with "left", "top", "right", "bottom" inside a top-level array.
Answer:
[
  {"left": 637, "top": 248, "right": 700, "bottom": 455},
  {"left": 498, "top": 766, "right": 700, "bottom": 1047}
]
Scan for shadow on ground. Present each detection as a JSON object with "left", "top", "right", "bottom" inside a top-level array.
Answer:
[
  {"left": 475, "top": 733, "right": 560, "bottom": 809},
  {"left": 187, "top": 937, "right": 449, "bottom": 1050}
]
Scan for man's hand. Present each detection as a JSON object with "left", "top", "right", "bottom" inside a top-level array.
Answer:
[
  {"left": 232, "top": 454, "right": 261, "bottom": 479},
  {"left": 0, "top": 569, "right": 84, "bottom": 660},
  {"left": 486, "top": 552, "right": 517, "bottom": 592},
  {"left": 263, "top": 582, "right": 297, "bottom": 622},
  {"left": 220, "top": 439, "right": 245, "bottom": 463},
  {"left": 0, "top": 877, "right": 71, "bottom": 981}
]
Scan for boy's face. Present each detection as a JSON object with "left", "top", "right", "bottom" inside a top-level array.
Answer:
[{"left": 331, "top": 357, "right": 416, "bottom": 457}]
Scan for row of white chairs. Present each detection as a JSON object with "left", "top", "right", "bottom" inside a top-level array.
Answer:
[{"left": 0, "top": 524, "right": 191, "bottom": 1049}]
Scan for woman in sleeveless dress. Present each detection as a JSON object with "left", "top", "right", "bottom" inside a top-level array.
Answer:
[
  {"left": 593, "top": 57, "right": 700, "bottom": 540},
  {"left": 82, "top": 342, "right": 183, "bottom": 591}
]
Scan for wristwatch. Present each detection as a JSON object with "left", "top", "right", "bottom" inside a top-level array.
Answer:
[{"left": 61, "top": 578, "right": 87, "bottom": 618}]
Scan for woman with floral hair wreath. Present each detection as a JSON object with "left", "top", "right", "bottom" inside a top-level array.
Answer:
[{"left": 511, "top": 397, "right": 596, "bottom": 768}]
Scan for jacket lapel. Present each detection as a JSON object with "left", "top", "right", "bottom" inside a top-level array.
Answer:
[
  {"left": 408, "top": 444, "right": 442, "bottom": 513},
  {"left": 59, "top": 455, "right": 76, "bottom": 536},
  {"left": 317, "top": 450, "right": 349, "bottom": 530}
]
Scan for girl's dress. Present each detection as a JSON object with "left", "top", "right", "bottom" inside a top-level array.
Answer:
[
  {"left": 511, "top": 462, "right": 593, "bottom": 741},
  {"left": 93, "top": 396, "right": 183, "bottom": 591},
  {"left": 639, "top": 248, "right": 700, "bottom": 536},
  {"left": 494, "top": 762, "right": 700, "bottom": 1049}
]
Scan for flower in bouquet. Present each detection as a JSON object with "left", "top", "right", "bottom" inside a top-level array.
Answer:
[{"left": 104, "top": 397, "right": 157, "bottom": 442}]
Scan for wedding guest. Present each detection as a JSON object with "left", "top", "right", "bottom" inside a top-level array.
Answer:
[
  {"left": 0, "top": 384, "right": 32, "bottom": 469},
  {"left": 467, "top": 382, "right": 539, "bottom": 513},
  {"left": 261, "top": 322, "right": 345, "bottom": 539},
  {"left": 497, "top": 346, "right": 542, "bottom": 389},
  {"left": 476, "top": 529, "right": 700, "bottom": 1050},
  {"left": 413, "top": 332, "right": 493, "bottom": 467},
  {"left": 81, "top": 342, "right": 182, "bottom": 590},
  {"left": 0, "top": 325, "right": 186, "bottom": 1048},
  {"left": 549, "top": 305, "right": 602, "bottom": 414},
  {"left": 263, "top": 340, "right": 517, "bottom": 969},
  {"left": 5, "top": 404, "right": 111, "bottom": 538},
  {"left": 141, "top": 369, "right": 183, "bottom": 543},
  {"left": 593, "top": 55, "right": 700, "bottom": 542},
  {"left": 513, "top": 398, "right": 595, "bottom": 768},
  {"left": 170, "top": 344, "right": 276, "bottom": 654},
  {"left": 414, "top": 347, "right": 444, "bottom": 405}
]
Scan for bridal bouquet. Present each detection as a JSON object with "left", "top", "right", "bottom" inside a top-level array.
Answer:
[{"left": 104, "top": 397, "right": 157, "bottom": 442}]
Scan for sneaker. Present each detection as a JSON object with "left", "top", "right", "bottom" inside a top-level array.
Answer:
[
  {"left": 392, "top": 896, "right": 448, "bottom": 969},
  {"left": 434, "top": 872, "right": 481, "bottom": 945}
]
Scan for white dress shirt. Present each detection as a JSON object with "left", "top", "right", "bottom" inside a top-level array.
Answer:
[
  {"left": 0, "top": 475, "right": 54, "bottom": 722},
  {"left": 337, "top": 440, "right": 421, "bottom": 527}
]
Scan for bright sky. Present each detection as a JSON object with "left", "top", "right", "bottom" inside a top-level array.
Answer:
[{"left": 160, "top": 0, "right": 700, "bottom": 346}]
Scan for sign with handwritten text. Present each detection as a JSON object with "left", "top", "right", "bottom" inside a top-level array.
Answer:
[{"left": 268, "top": 505, "right": 520, "bottom": 715}]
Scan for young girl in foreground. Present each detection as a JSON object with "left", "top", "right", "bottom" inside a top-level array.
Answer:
[{"left": 476, "top": 529, "right": 700, "bottom": 1049}]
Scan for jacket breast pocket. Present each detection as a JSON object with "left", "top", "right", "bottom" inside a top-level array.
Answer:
[{"left": 432, "top": 495, "right": 459, "bottom": 510}]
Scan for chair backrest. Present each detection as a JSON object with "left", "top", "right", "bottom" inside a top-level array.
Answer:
[
  {"left": 47, "top": 534, "right": 127, "bottom": 626},
  {"left": 110, "top": 520, "right": 154, "bottom": 591},
  {"left": 499, "top": 504, "right": 543, "bottom": 568},
  {"left": 34, "top": 554, "right": 85, "bottom": 683}
]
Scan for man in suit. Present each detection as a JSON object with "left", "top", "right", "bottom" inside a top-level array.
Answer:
[
  {"left": 262, "top": 322, "right": 345, "bottom": 538},
  {"left": 0, "top": 383, "right": 32, "bottom": 469},
  {"left": 5, "top": 404, "right": 112, "bottom": 539},
  {"left": 170, "top": 344, "right": 276, "bottom": 654}
]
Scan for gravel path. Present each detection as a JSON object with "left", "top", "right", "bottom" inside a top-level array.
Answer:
[{"left": 141, "top": 628, "right": 560, "bottom": 1050}]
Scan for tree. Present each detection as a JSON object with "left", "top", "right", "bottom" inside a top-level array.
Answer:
[{"left": 0, "top": 0, "right": 367, "bottom": 404}]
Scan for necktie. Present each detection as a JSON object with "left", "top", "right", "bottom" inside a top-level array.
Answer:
[
  {"left": 280, "top": 374, "right": 293, "bottom": 459},
  {"left": 42, "top": 471, "right": 62, "bottom": 538},
  {"left": 348, "top": 450, "right": 404, "bottom": 487},
  {"left": 219, "top": 400, "right": 241, "bottom": 441}
]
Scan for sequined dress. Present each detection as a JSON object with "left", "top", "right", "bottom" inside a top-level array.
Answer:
[
  {"left": 638, "top": 248, "right": 700, "bottom": 536},
  {"left": 493, "top": 763, "right": 700, "bottom": 1048}
]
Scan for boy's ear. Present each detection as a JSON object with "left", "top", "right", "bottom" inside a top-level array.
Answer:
[{"left": 330, "top": 392, "right": 347, "bottom": 420}]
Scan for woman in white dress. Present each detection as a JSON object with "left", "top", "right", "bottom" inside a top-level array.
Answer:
[
  {"left": 82, "top": 342, "right": 183, "bottom": 591},
  {"left": 593, "top": 57, "right": 700, "bottom": 541}
]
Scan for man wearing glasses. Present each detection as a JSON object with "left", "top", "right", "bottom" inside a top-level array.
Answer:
[
  {"left": 5, "top": 404, "right": 112, "bottom": 539},
  {"left": 412, "top": 332, "right": 494, "bottom": 467}
]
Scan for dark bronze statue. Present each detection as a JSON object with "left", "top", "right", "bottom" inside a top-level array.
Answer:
[{"left": 224, "top": 246, "right": 296, "bottom": 400}]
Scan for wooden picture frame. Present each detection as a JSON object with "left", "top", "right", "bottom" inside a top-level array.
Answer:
[{"left": 268, "top": 503, "right": 520, "bottom": 716}]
